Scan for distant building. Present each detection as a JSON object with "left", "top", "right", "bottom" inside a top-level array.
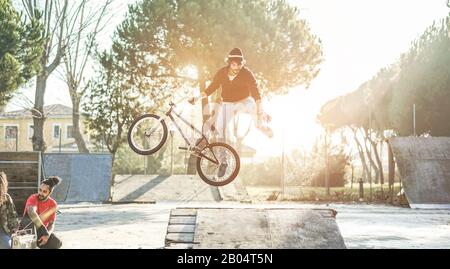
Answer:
[{"left": 0, "top": 104, "right": 90, "bottom": 152}]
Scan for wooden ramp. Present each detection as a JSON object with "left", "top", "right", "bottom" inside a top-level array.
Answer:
[
  {"left": 165, "top": 209, "right": 197, "bottom": 249},
  {"left": 165, "top": 208, "right": 346, "bottom": 249}
]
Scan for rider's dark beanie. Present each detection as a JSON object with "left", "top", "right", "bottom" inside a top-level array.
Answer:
[{"left": 227, "top": 48, "right": 244, "bottom": 62}]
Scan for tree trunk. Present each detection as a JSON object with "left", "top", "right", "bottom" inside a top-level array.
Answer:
[
  {"left": 362, "top": 129, "right": 379, "bottom": 184},
  {"left": 110, "top": 151, "right": 116, "bottom": 171},
  {"left": 109, "top": 150, "right": 117, "bottom": 202},
  {"left": 371, "top": 140, "right": 384, "bottom": 185},
  {"left": 32, "top": 74, "right": 47, "bottom": 152},
  {"left": 351, "top": 127, "right": 369, "bottom": 182},
  {"left": 69, "top": 87, "right": 89, "bottom": 153},
  {"left": 72, "top": 105, "right": 89, "bottom": 153}
]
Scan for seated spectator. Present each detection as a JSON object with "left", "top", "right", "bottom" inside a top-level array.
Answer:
[{"left": 0, "top": 172, "right": 19, "bottom": 249}]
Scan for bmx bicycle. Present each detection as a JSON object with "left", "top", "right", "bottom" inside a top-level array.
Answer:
[{"left": 127, "top": 97, "right": 240, "bottom": 186}]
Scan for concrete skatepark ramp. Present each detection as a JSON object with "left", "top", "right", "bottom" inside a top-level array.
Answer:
[
  {"left": 164, "top": 208, "right": 346, "bottom": 249},
  {"left": 389, "top": 137, "right": 450, "bottom": 209},
  {"left": 112, "top": 175, "right": 221, "bottom": 202},
  {"left": 112, "top": 175, "right": 249, "bottom": 203},
  {"left": 0, "top": 152, "right": 113, "bottom": 206},
  {"left": 43, "top": 153, "right": 113, "bottom": 203}
]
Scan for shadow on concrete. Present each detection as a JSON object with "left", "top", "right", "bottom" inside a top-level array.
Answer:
[{"left": 117, "top": 175, "right": 170, "bottom": 202}]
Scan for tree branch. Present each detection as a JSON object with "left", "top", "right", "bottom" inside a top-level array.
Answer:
[{"left": 46, "top": 0, "right": 68, "bottom": 74}]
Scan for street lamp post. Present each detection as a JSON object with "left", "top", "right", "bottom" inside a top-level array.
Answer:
[
  {"left": 59, "top": 127, "right": 62, "bottom": 153},
  {"left": 324, "top": 127, "right": 330, "bottom": 196},
  {"left": 15, "top": 128, "right": 18, "bottom": 152},
  {"left": 281, "top": 122, "right": 285, "bottom": 200},
  {"left": 413, "top": 104, "right": 416, "bottom": 136},
  {"left": 170, "top": 130, "right": 175, "bottom": 175}
]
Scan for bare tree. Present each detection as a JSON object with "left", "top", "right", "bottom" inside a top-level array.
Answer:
[
  {"left": 60, "top": 0, "right": 114, "bottom": 152},
  {"left": 21, "top": 0, "right": 69, "bottom": 151},
  {"left": 21, "top": 0, "right": 115, "bottom": 152}
]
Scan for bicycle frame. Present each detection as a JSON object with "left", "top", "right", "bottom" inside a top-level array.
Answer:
[{"left": 163, "top": 102, "right": 220, "bottom": 165}]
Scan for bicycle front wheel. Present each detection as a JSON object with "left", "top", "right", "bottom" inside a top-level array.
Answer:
[
  {"left": 128, "top": 114, "right": 168, "bottom": 155},
  {"left": 196, "top": 142, "right": 240, "bottom": 186}
]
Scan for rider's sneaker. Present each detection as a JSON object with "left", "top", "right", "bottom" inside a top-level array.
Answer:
[
  {"left": 257, "top": 112, "right": 273, "bottom": 138},
  {"left": 218, "top": 163, "right": 228, "bottom": 178},
  {"left": 257, "top": 122, "right": 274, "bottom": 138}
]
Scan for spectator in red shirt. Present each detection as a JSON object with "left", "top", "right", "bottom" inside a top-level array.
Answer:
[{"left": 21, "top": 176, "right": 62, "bottom": 249}]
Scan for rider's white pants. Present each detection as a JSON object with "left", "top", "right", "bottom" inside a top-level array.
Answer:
[{"left": 213, "top": 97, "right": 257, "bottom": 141}]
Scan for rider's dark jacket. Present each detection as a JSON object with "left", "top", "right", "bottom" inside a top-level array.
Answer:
[{"left": 204, "top": 66, "right": 261, "bottom": 102}]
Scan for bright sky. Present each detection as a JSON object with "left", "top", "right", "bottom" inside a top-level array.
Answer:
[
  {"left": 7, "top": 0, "right": 449, "bottom": 157},
  {"left": 245, "top": 0, "right": 449, "bottom": 157}
]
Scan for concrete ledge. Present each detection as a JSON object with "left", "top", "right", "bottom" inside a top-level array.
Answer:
[{"left": 409, "top": 204, "right": 450, "bottom": 209}]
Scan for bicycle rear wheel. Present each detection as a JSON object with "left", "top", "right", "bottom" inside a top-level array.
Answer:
[
  {"left": 196, "top": 142, "right": 240, "bottom": 186},
  {"left": 128, "top": 114, "right": 168, "bottom": 155}
]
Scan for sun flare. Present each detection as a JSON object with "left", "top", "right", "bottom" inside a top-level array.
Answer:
[
  {"left": 241, "top": 88, "right": 324, "bottom": 158},
  {"left": 179, "top": 65, "right": 199, "bottom": 80}
]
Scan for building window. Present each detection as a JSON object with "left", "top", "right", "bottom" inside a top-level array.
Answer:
[
  {"left": 5, "top": 126, "right": 18, "bottom": 139},
  {"left": 53, "top": 125, "right": 61, "bottom": 138},
  {"left": 28, "top": 125, "right": 34, "bottom": 139},
  {"left": 66, "top": 125, "right": 74, "bottom": 139}
]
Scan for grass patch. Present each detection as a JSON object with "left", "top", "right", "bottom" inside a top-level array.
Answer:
[{"left": 246, "top": 183, "right": 405, "bottom": 204}]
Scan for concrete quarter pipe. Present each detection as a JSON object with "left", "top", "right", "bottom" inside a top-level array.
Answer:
[{"left": 389, "top": 137, "right": 450, "bottom": 209}]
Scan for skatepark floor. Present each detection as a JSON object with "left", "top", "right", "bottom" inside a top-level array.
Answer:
[{"left": 56, "top": 202, "right": 450, "bottom": 249}]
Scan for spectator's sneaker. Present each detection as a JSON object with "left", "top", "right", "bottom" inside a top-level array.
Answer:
[{"left": 218, "top": 163, "right": 228, "bottom": 178}]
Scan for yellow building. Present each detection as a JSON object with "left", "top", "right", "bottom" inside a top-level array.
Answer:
[{"left": 0, "top": 104, "right": 90, "bottom": 152}]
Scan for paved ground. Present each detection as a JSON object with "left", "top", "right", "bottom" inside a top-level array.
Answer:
[{"left": 55, "top": 202, "right": 450, "bottom": 249}]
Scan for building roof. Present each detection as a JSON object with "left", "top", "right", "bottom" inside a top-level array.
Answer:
[{"left": 0, "top": 104, "right": 73, "bottom": 119}]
